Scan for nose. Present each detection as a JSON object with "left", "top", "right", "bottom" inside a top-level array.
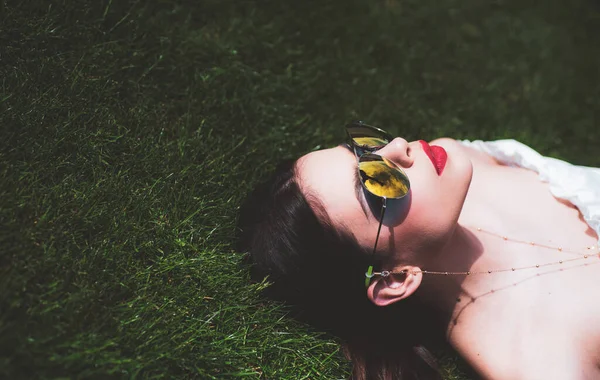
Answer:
[{"left": 377, "top": 137, "right": 413, "bottom": 168}]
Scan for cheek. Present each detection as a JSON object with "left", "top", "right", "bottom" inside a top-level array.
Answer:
[
  {"left": 382, "top": 147, "right": 473, "bottom": 256},
  {"left": 399, "top": 168, "right": 472, "bottom": 251},
  {"left": 408, "top": 190, "right": 450, "bottom": 233}
]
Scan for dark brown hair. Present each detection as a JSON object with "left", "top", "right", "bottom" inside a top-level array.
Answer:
[{"left": 237, "top": 159, "right": 442, "bottom": 380}]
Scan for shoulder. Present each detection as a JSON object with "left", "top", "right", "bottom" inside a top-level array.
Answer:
[
  {"left": 462, "top": 340, "right": 594, "bottom": 380},
  {"left": 430, "top": 138, "right": 502, "bottom": 166}
]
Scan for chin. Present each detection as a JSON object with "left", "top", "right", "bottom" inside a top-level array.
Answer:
[
  {"left": 437, "top": 139, "right": 473, "bottom": 180},
  {"left": 442, "top": 140, "right": 473, "bottom": 218}
]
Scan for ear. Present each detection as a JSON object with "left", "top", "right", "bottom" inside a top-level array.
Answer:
[{"left": 367, "top": 266, "right": 423, "bottom": 307}]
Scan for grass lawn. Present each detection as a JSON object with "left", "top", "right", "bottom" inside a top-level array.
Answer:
[{"left": 1, "top": 0, "right": 599, "bottom": 378}]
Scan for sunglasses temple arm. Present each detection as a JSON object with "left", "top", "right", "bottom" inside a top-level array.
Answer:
[
  {"left": 372, "top": 198, "right": 387, "bottom": 256},
  {"left": 365, "top": 198, "right": 387, "bottom": 288}
]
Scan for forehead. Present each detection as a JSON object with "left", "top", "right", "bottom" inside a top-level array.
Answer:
[{"left": 296, "top": 146, "right": 371, "bottom": 232}]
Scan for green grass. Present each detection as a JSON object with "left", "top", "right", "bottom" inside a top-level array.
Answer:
[{"left": 1, "top": 0, "right": 599, "bottom": 378}]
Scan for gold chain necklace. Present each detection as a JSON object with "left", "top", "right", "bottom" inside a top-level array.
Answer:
[{"left": 375, "top": 227, "right": 600, "bottom": 278}]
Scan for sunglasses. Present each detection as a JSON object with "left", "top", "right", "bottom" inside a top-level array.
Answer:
[{"left": 345, "top": 121, "right": 411, "bottom": 288}]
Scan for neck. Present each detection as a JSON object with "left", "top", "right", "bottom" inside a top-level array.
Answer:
[{"left": 416, "top": 224, "right": 485, "bottom": 327}]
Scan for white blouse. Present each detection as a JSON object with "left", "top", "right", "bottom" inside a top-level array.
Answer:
[{"left": 461, "top": 139, "right": 600, "bottom": 243}]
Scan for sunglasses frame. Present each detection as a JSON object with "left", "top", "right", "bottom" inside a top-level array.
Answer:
[
  {"left": 345, "top": 121, "right": 410, "bottom": 288},
  {"left": 345, "top": 121, "right": 393, "bottom": 151}
]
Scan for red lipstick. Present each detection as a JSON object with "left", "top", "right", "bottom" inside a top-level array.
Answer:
[{"left": 419, "top": 140, "right": 447, "bottom": 175}]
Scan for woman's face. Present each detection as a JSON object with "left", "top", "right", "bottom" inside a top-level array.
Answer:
[{"left": 296, "top": 137, "right": 473, "bottom": 266}]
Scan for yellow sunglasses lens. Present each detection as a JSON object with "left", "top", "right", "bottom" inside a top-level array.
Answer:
[
  {"left": 352, "top": 136, "right": 389, "bottom": 147},
  {"left": 346, "top": 123, "right": 392, "bottom": 149},
  {"left": 358, "top": 155, "right": 410, "bottom": 199}
]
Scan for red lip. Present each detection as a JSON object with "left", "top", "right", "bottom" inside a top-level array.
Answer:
[{"left": 419, "top": 140, "right": 447, "bottom": 175}]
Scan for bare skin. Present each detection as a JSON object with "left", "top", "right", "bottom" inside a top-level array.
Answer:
[
  {"left": 430, "top": 138, "right": 600, "bottom": 379},
  {"left": 298, "top": 138, "right": 600, "bottom": 379}
]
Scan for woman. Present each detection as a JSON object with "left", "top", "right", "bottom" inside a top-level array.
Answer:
[{"left": 237, "top": 121, "right": 600, "bottom": 379}]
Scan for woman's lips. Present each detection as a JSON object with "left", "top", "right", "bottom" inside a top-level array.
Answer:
[{"left": 419, "top": 140, "right": 447, "bottom": 175}]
